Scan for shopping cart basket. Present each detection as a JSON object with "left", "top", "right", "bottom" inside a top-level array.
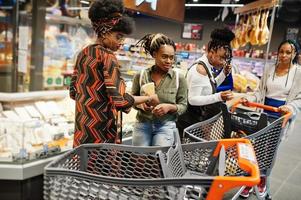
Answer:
[
  {"left": 44, "top": 133, "right": 259, "bottom": 200},
  {"left": 184, "top": 99, "right": 292, "bottom": 199}
]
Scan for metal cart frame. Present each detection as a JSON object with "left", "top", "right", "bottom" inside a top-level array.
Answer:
[
  {"left": 44, "top": 131, "right": 260, "bottom": 200},
  {"left": 184, "top": 99, "right": 292, "bottom": 200}
]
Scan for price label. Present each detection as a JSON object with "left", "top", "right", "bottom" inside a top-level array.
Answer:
[{"left": 238, "top": 143, "right": 256, "bottom": 163}]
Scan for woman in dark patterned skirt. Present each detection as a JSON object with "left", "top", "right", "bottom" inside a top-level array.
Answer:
[{"left": 69, "top": 0, "right": 159, "bottom": 147}]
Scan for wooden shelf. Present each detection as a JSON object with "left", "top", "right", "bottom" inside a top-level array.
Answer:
[{"left": 234, "top": 0, "right": 279, "bottom": 14}]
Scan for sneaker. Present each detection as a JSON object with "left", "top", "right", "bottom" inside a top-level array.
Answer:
[
  {"left": 258, "top": 177, "right": 267, "bottom": 197},
  {"left": 240, "top": 187, "right": 254, "bottom": 198}
]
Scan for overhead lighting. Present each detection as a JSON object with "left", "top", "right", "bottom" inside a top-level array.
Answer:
[
  {"left": 80, "top": 0, "right": 90, "bottom": 5},
  {"left": 67, "top": 7, "right": 90, "bottom": 10},
  {"left": 185, "top": 4, "right": 244, "bottom": 7},
  {"left": 192, "top": 0, "right": 199, "bottom": 2}
]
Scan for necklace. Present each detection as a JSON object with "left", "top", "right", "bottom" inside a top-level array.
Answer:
[
  {"left": 272, "top": 64, "right": 294, "bottom": 86},
  {"left": 275, "top": 66, "right": 289, "bottom": 77}
]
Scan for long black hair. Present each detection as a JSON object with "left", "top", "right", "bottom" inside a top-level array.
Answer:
[
  {"left": 136, "top": 33, "right": 176, "bottom": 57},
  {"left": 208, "top": 28, "right": 235, "bottom": 64}
]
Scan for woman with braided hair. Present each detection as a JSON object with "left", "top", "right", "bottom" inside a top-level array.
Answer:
[
  {"left": 240, "top": 39, "right": 301, "bottom": 198},
  {"left": 177, "top": 28, "right": 235, "bottom": 137},
  {"left": 69, "top": 0, "right": 158, "bottom": 147},
  {"left": 131, "top": 33, "right": 188, "bottom": 146}
]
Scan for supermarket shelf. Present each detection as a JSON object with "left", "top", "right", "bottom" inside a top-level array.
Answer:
[
  {"left": 176, "top": 50, "right": 202, "bottom": 54},
  {"left": 0, "top": 90, "right": 68, "bottom": 102},
  {"left": 233, "top": 56, "right": 276, "bottom": 63},
  {"left": 45, "top": 14, "right": 91, "bottom": 26}
]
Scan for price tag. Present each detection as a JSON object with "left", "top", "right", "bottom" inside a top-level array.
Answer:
[{"left": 238, "top": 143, "right": 256, "bottom": 163}]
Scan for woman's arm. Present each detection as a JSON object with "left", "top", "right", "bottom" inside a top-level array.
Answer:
[
  {"left": 174, "top": 74, "right": 188, "bottom": 115},
  {"left": 188, "top": 67, "right": 222, "bottom": 106},
  {"left": 103, "top": 60, "right": 134, "bottom": 111},
  {"left": 69, "top": 68, "right": 78, "bottom": 100},
  {"left": 286, "top": 94, "right": 301, "bottom": 117},
  {"left": 69, "top": 53, "right": 82, "bottom": 100},
  {"left": 215, "top": 64, "right": 232, "bottom": 86},
  {"left": 132, "top": 95, "right": 158, "bottom": 106},
  {"left": 285, "top": 72, "right": 301, "bottom": 117},
  {"left": 131, "top": 72, "right": 159, "bottom": 106}
]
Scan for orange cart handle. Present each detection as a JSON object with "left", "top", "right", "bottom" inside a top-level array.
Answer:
[
  {"left": 207, "top": 138, "right": 260, "bottom": 200},
  {"left": 231, "top": 98, "right": 292, "bottom": 128}
]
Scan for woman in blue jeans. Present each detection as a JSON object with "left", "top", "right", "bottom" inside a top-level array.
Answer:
[
  {"left": 241, "top": 40, "right": 301, "bottom": 198},
  {"left": 131, "top": 33, "right": 188, "bottom": 146}
]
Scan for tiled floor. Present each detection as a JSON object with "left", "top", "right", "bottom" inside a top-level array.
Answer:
[
  {"left": 268, "top": 115, "right": 301, "bottom": 200},
  {"left": 226, "top": 115, "right": 301, "bottom": 200}
]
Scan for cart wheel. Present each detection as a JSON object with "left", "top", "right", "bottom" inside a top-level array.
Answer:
[{"left": 265, "top": 194, "right": 272, "bottom": 200}]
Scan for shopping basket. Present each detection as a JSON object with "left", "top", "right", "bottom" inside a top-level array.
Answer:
[
  {"left": 184, "top": 98, "right": 292, "bottom": 199},
  {"left": 44, "top": 131, "right": 260, "bottom": 200}
]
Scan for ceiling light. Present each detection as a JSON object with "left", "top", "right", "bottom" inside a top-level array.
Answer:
[
  {"left": 80, "top": 0, "right": 90, "bottom": 5},
  {"left": 185, "top": 4, "right": 244, "bottom": 8},
  {"left": 67, "top": 7, "right": 90, "bottom": 10}
]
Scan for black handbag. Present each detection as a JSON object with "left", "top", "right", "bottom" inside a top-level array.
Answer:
[{"left": 177, "top": 61, "right": 222, "bottom": 137}]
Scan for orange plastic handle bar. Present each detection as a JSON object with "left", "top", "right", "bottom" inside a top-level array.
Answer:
[
  {"left": 231, "top": 98, "right": 292, "bottom": 128},
  {"left": 207, "top": 138, "right": 260, "bottom": 200}
]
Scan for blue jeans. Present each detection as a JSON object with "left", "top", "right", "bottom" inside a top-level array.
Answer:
[{"left": 132, "top": 121, "right": 177, "bottom": 146}]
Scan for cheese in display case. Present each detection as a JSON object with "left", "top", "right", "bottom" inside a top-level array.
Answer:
[{"left": 0, "top": 91, "right": 75, "bottom": 163}]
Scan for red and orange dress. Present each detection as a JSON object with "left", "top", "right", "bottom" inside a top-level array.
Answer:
[{"left": 70, "top": 44, "right": 134, "bottom": 147}]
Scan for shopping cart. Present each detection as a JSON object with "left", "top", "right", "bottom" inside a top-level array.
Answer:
[
  {"left": 44, "top": 131, "right": 260, "bottom": 200},
  {"left": 184, "top": 99, "right": 292, "bottom": 200}
]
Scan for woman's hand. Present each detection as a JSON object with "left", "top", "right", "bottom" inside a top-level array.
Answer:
[
  {"left": 240, "top": 97, "right": 249, "bottom": 106},
  {"left": 279, "top": 105, "right": 292, "bottom": 115},
  {"left": 147, "top": 94, "right": 160, "bottom": 106},
  {"left": 223, "top": 64, "right": 232, "bottom": 76},
  {"left": 220, "top": 91, "right": 234, "bottom": 101},
  {"left": 141, "top": 103, "right": 153, "bottom": 112},
  {"left": 152, "top": 104, "right": 173, "bottom": 117}
]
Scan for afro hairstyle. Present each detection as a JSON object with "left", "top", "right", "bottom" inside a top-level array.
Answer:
[
  {"left": 88, "top": 0, "right": 134, "bottom": 35},
  {"left": 208, "top": 28, "right": 235, "bottom": 52}
]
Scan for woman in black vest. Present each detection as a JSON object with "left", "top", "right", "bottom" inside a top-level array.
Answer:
[{"left": 177, "top": 28, "right": 235, "bottom": 138}]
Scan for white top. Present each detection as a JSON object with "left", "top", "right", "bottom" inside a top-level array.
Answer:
[
  {"left": 187, "top": 54, "right": 226, "bottom": 106},
  {"left": 266, "top": 64, "right": 297, "bottom": 101}
]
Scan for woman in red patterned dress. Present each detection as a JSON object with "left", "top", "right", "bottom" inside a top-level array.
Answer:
[{"left": 69, "top": 0, "right": 158, "bottom": 147}]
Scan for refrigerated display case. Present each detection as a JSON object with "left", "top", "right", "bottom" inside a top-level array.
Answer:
[
  {"left": 42, "top": 14, "right": 94, "bottom": 89},
  {"left": 0, "top": 90, "right": 74, "bottom": 166}
]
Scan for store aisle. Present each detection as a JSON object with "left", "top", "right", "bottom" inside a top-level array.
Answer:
[{"left": 225, "top": 115, "right": 301, "bottom": 200}]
